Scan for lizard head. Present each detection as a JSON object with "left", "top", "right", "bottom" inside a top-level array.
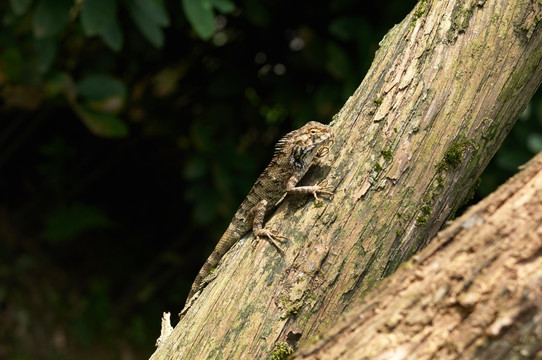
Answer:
[{"left": 286, "top": 121, "right": 333, "bottom": 169}]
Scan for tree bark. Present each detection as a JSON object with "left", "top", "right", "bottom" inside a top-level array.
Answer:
[
  {"left": 150, "top": 0, "right": 542, "bottom": 358},
  {"left": 291, "top": 150, "right": 542, "bottom": 360}
]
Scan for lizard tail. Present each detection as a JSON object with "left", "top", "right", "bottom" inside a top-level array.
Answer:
[
  {"left": 186, "top": 253, "right": 217, "bottom": 303},
  {"left": 186, "top": 269, "right": 203, "bottom": 302},
  {"left": 185, "top": 225, "right": 239, "bottom": 304}
]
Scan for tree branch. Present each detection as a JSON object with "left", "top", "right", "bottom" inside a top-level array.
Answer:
[
  {"left": 292, "top": 151, "right": 542, "bottom": 359},
  {"left": 150, "top": 0, "right": 542, "bottom": 358}
]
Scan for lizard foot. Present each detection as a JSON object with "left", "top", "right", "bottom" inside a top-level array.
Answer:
[
  {"left": 312, "top": 180, "right": 334, "bottom": 203},
  {"left": 253, "top": 228, "right": 287, "bottom": 255}
]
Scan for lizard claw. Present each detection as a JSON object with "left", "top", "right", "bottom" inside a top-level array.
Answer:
[
  {"left": 312, "top": 180, "right": 334, "bottom": 202},
  {"left": 253, "top": 228, "right": 287, "bottom": 255}
]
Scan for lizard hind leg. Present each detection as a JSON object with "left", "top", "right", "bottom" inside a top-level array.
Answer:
[{"left": 250, "top": 200, "right": 287, "bottom": 255}]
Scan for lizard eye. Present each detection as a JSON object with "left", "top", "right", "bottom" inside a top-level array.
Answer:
[{"left": 310, "top": 129, "right": 317, "bottom": 135}]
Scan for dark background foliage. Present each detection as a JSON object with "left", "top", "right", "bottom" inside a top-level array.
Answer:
[{"left": 1, "top": 0, "right": 541, "bottom": 358}]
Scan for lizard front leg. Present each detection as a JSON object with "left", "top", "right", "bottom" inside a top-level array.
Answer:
[
  {"left": 249, "top": 200, "right": 287, "bottom": 255},
  {"left": 286, "top": 175, "right": 334, "bottom": 202}
]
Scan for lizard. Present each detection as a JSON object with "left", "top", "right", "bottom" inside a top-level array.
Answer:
[{"left": 182, "top": 121, "right": 333, "bottom": 311}]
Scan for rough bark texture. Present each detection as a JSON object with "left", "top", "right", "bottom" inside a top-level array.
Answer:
[
  {"left": 151, "top": 0, "right": 542, "bottom": 358},
  {"left": 292, "top": 151, "right": 542, "bottom": 360}
]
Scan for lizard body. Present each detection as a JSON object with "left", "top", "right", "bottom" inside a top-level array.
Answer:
[{"left": 184, "top": 121, "right": 333, "bottom": 306}]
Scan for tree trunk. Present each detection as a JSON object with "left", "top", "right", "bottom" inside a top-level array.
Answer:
[
  {"left": 291, "top": 150, "right": 542, "bottom": 360},
  {"left": 150, "top": 0, "right": 542, "bottom": 358}
]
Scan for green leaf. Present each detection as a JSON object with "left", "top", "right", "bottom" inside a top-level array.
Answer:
[
  {"left": 42, "top": 203, "right": 112, "bottom": 243},
  {"left": 74, "top": 104, "right": 129, "bottom": 138},
  {"left": 35, "top": 37, "right": 57, "bottom": 73},
  {"left": 10, "top": 0, "right": 33, "bottom": 16},
  {"left": 76, "top": 75, "right": 126, "bottom": 114},
  {"left": 33, "top": 0, "right": 72, "bottom": 38},
  {"left": 81, "top": 0, "right": 118, "bottom": 36},
  {"left": 182, "top": 0, "right": 215, "bottom": 40},
  {"left": 101, "top": 20, "right": 123, "bottom": 52},
  {"left": 126, "top": 0, "right": 165, "bottom": 47},
  {"left": 209, "top": 0, "right": 235, "bottom": 14},
  {"left": 134, "top": 0, "right": 170, "bottom": 27},
  {"left": 76, "top": 74, "right": 127, "bottom": 101}
]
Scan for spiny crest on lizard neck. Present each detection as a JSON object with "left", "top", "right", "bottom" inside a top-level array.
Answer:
[{"left": 274, "top": 121, "right": 332, "bottom": 169}]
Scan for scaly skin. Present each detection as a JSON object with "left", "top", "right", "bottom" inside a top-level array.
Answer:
[{"left": 183, "top": 121, "right": 333, "bottom": 309}]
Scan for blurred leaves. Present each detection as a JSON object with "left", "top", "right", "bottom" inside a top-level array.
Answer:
[
  {"left": 35, "top": 37, "right": 56, "bottom": 73},
  {"left": 101, "top": 20, "right": 123, "bottom": 52},
  {"left": 42, "top": 203, "right": 112, "bottom": 243},
  {"left": 72, "top": 279, "right": 112, "bottom": 346},
  {"left": 329, "top": 16, "right": 366, "bottom": 41},
  {"left": 81, "top": 0, "right": 118, "bottom": 37},
  {"left": 76, "top": 74, "right": 126, "bottom": 104},
  {"left": 136, "top": 0, "right": 170, "bottom": 27},
  {"left": 182, "top": 0, "right": 216, "bottom": 40},
  {"left": 182, "top": 0, "right": 235, "bottom": 40},
  {"left": 73, "top": 104, "right": 129, "bottom": 138},
  {"left": 32, "top": 0, "right": 71, "bottom": 38},
  {"left": 527, "top": 133, "right": 542, "bottom": 152},
  {"left": 126, "top": 0, "right": 169, "bottom": 48},
  {"left": 209, "top": 0, "right": 235, "bottom": 13},
  {"left": 0, "top": 48, "right": 23, "bottom": 80},
  {"left": 243, "top": 0, "right": 269, "bottom": 27},
  {"left": 10, "top": 0, "right": 33, "bottom": 16},
  {"left": 71, "top": 74, "right": 128, "bottom": 137},
  {"left": 2, "top": 0, "right": 541, "bottom": 359}
]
